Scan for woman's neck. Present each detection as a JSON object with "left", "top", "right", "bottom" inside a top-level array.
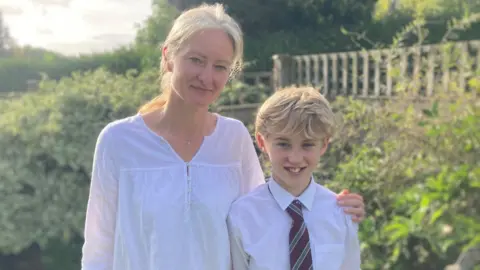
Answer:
[{"left": 159, "top": 97, "right": 211, "bottom": 137}]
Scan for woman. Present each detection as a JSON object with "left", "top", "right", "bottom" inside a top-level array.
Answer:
[{"left": 81, "top": 3, "right": 365, "bottom": 270}]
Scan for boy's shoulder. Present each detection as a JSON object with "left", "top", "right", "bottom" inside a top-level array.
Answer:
[
  {"left": 311, "top": 182, "right": 346, "bottom": 213},
  {"left": 312, "top": 182, "right": 357, "bottom": 227},
  {"left": 313, "top": 182, "right": 338, "bottom": 200},
  {"left": 230, "top": 183, "right": 270, "bottom": 213}
]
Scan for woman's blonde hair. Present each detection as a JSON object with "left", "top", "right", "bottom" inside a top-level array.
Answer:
[
  {"left": 255, "top": 86, "right": 336, "bottom": 141},
  {"left": 138, "top": 3, "right": 244, "bottom": 114}
]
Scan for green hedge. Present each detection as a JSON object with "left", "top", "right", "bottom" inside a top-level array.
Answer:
[
  {"left": 0, "top": 47, "right": 147, "bottom": 92},
  {"left": 0, "top": 68, "right": 159, "bottom": 255},
  {"left": 320, "top": 93, "right": 479, "bottom": 269}
]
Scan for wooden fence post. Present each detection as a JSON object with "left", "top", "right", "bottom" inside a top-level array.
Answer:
[{"left": 272, "top": 54, "right": 294, "bottom": 90}]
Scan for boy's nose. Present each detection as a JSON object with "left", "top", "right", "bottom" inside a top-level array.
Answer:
[{"left": 287, "top": 150, "right": 303, "bottom": 164}]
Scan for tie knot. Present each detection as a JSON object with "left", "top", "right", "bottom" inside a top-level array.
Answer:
[{"left": 286, "top": 200, "right": 304, "bottom": 222}]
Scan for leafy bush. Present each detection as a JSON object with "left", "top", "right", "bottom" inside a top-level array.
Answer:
[
  {"left": 312, "top": 13, "right": 480, "bottom": 266},
  {"left": 0, "top": 68, "right": 159, "bottom": 254},
  {"left": 321, "top": 90, "right": 479, "bottom": 269},
  {"left": 213, "top": 80, "right": 271, "bottom": 107}
]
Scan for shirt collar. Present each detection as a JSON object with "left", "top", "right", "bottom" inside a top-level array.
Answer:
[{"left": 267, "top": 176, "right": 316, "bottom": 211}]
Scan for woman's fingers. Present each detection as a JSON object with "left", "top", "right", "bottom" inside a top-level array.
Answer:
[
  {"left": 343, "top": 206, "right": 365, "bottom": 216},
  {"left": 337, "top": 192, "right": 364, "bottom": 202},
  {"left": 336, "top": 191, "right": 366, "bottom": 223},
  {"left": 351, "top": 215, "right": 364, "bottom": 223},
  {"left": 338, "top": 198, "right": 365, "bottom": 208}
]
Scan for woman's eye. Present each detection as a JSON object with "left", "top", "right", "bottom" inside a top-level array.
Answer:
[{"left": 215, "top": 65, "right": 227, "bottom": 71}]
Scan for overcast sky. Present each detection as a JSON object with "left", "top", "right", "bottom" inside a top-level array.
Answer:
[{"left": 0, "top": 0, "right": 152, "bottom": 55}]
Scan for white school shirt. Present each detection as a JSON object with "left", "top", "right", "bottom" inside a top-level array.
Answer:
[
  {"left": 228, "top": 178, "right": 361, "bottom": 270},
  {"left": 81, "top": 113, "right": 265, "bottom": 270}
]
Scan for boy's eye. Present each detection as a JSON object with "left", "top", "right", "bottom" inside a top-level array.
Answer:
[
  {"left": 190, "top": 57, "right": 203, "bottom": 64},
  {"left": 303, "top": 143, "right": 315, "bottom": 148},
  {"left": 276, "top": 142, "right": 289, "bottom": 148}
]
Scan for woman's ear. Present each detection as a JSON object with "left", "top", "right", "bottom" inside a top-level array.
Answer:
[
  {"left": 162, "top": 46, "right": 168, "bottom": 60},
  {"left": 162, "top": 46, "right": 173, "bottom": 72}
]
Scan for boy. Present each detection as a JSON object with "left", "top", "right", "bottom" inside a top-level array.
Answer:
[{"left": 227, "top": 86, "right": 361, "bottom": 270}]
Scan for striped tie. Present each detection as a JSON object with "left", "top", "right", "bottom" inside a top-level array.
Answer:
[{"left": 286, "top": 200, "right": 313, "bottom": 270}]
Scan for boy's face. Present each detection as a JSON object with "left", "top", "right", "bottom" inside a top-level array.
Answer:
[{"left": 257, "top": 132, "right": 329, "bottom": 194}]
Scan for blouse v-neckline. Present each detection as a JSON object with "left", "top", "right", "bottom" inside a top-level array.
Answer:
[{"left": 136, "top": 113, "right": 222, "bottom": 164}]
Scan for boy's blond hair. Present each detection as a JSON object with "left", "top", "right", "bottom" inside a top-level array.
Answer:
[{"left": 255, "top": 86, "right": 335, "bottom": 141}]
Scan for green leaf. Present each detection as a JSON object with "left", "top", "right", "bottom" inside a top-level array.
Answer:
[
  {"left": 422, "top": 109, "right": 434, "bottom": 117},
  {"left": 430, "top": 205, "right": 447, "bottom": 225},
  {"left": 384, "top": 221, "right": 410, "bottom": 243}
]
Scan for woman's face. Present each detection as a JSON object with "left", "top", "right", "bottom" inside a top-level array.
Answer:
[{"left": 167, "top": 28, "right": 234, "bottom": 108}]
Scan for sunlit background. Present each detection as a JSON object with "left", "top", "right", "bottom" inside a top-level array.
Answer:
[{"left": 1, "top": 0, "right": 151, "bottom": 55}]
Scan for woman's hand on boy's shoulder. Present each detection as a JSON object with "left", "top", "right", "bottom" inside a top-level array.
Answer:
[{"left": 336, "top": 190, "right": 365, "bottom": 223}]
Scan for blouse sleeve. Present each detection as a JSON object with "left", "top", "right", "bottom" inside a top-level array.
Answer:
[
  {"left": 81, "top": 125, "right": 119, "bottom": 270},
  {"left": 227, "top": 214, "right": 249, "bottom": 270},
  {"left": 239, "top": 124, "right": 265, "bottom": 195}
]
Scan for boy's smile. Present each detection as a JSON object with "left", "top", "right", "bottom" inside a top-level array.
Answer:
[
  {"left": 284, "top": 166, "right": 306, "bottom": 174},
  {"left": 257, "top": 133, "right": 329, "bottom": 197}
]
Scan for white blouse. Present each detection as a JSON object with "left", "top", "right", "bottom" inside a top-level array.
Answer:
[{"left": 81, "top": 113, "right": 265, "bottom": 270}]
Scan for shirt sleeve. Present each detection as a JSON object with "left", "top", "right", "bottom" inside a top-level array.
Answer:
[
  {"left": 239, "top": 124, "right": 265, "bottom": 195},
  {"left": 340, "top": 217, "right": 362, "bottom": 270},
  {"left": 227, "top": 213, "right": 249, "bottom": 270},
  {"left": 81, "top": 125, "right": 118, "bottom": 270}
]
